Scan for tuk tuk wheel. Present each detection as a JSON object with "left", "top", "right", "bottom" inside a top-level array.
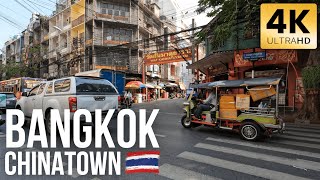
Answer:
[
  {"left": 240, "top": 122, "right": 261, "bottom": 141},
  {"left": 181, "top": 114, "right": 192, "bottom": 128}
]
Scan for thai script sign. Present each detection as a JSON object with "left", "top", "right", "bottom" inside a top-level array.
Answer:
[{"left": 144, "top": 47, "right": 195, "bottom": 65}]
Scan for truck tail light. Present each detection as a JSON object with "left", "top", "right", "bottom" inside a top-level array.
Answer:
[
  {"left": 68, "top": 97, "right": 77, "bottom": 112},
  {"left": 118, "top": 96, "right": 121, "bottom": 102}
]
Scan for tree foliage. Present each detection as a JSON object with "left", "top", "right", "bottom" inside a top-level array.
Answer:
[
  {"left": 197, "top": 0, "right": 320, "bottom": 48},
  {"left": 0, "top": 45, "right": 42, "bottom": 80}
]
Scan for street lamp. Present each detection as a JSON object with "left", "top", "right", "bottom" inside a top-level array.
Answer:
[{"left": 53, "top": 26, "right": 62, "bottom": 32}]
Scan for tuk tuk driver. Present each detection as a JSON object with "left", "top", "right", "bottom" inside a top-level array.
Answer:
[{"left": 193, "top": 89, "right": 217, "bottom": 119}]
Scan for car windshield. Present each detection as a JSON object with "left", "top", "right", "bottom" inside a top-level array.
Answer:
[{"left": 75, "top": 77, "right": 118, "bottom": 95}]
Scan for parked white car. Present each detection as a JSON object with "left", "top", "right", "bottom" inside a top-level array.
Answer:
[{"left": 16, "top": 76, "right": 119, "bottom": 132}]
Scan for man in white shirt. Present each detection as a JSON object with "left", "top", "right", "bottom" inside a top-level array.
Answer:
[{"left": 194, "top": 89, "right": 217, "bottom": 119}]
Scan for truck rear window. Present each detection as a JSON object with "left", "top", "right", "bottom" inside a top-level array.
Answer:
[{"left": 76, "top": 78, "right": 118, "bottom": 95}]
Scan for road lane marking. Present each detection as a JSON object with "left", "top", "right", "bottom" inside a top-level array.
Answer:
[
  {"left": 286, "top": 127, "right": 320, "bottom": 134},
  {"left": 159, "top": 163, "right": 220, "bottom": 180},
  {"left": 206, "top": 137, "right": 320, "bottom": 159},
  {"left": 91, "top": 178, "right": 101, "bottom": 180},
  {"left": 195, "top": 143, "right": 320, "bottom": 172},
  {"left": 269, "top": 140, "right": 320, "bottom": 150},
  {"left": 155, "top": 134, "right": 166, "bottom": 138},
  {"left": 178, "top": 151, "right": 311, "bottom": 180},
  {"left": 132, "top": 109, "right": 184, "bottom": 116},
  {"left": 281, "top": 135, "right": 320, "bottom": 143},
  {"left": 285, "top": 131, "right": 320, "bottom": 139}
]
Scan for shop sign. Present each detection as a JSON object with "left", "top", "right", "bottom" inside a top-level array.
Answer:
[
  {"left": 243, "top": 51, "right": 266, "bottom": 61},
  {"left": 234, "top": 48, "right": 297, "bottom": 67},
  {"left": 144, "top": 47, "right": 196, "bottom": 65}
]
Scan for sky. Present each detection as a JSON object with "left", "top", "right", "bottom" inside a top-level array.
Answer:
[{"left": 0, "top": 0, "right": 212, "bottom": 50}]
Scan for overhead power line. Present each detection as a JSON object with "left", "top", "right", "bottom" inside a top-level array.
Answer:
[{"left": 14, "top": 0, "right": 34, "bottom": 14}]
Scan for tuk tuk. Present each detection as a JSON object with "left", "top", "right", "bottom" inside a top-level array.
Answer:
[{"left": 182, "top": 77, "right": 285, "bottom": 141}]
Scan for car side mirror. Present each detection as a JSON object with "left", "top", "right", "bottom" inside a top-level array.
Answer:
[{"left": 21, "top": 92, "right": 28, "bottom": 97}]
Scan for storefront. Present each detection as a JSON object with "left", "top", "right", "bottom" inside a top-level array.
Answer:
[
  {"left": 188, "top": 48, "right": 302, "bottom": 110},
  {"left": 231, "top": 48, "right": 301, "bottom": 109}
]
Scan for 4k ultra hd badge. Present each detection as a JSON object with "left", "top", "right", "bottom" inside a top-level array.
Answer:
[{"left": 261, "top": 3, "right": 317, "bottom": 49}]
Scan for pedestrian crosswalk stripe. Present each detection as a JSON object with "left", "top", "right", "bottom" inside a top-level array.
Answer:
[
  {"left": 195, "top": 143, "right": 320, "bottom": 172},
  {"left": 178, "top": 151, "right": 311, "bottom": 180},
  {"left": 285, "top": 131, "right": 320, "bottom": 139},
  {"left": 281, "top": 135, "right": 320, "bottom": 143},
  {"left": 270, "top": 140, "right": 320, "bottom": 150},
  {"left": 206, "top": 137, "right": 320, "bottom": 159},
  {"left": 159, "top": 164, "right": 220, "bottom": 180},
  {"left": 286, "top": 127, "right": 320, "bottom": 134}
]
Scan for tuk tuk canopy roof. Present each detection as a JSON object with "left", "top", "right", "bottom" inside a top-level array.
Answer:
[
  {"left": 207, "top": 77, "right": 282, "bottom": 88},
  {"left": 243, "top": 77, "right": 282, "bottom": 86},
  {"left": 209, "top": 79, "right": 245, "bottom": 88},
  {"left": 189, "top": 82, "right": 212, "bottom": 89}
]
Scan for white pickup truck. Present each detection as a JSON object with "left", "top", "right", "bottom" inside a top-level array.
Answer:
[{"left": 16, "top": 76, "right": 119, "bottom": 132}]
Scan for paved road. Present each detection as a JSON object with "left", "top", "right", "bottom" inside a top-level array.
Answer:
[{"left": 0, "top": 99, "right": 320, "bottom": 180}]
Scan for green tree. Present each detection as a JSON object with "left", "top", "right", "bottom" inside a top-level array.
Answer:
[{"left": 197, "top": 0, "right": 320, "bottom": 122}]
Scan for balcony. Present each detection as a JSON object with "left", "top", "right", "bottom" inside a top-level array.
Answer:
[
  {"left": 72, "top": 15, "right": 85, "bottom": 27},
  {"left": 96, "top": 14, "right": 130, "bottom": 24}
]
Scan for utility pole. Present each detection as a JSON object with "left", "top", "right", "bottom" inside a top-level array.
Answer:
[{"left": 191, "top": 18, "right": 195, "bottom": 76}]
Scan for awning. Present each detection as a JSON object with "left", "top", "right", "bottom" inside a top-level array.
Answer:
[
  {"left": 145, "top": 84, "right": 155, "bottom": 88},
  {"left": 190, "top": 82, "right": 212, "bottom": 89},
  {"left": 166, "top": 83, "right": 178, "bottom": 87},
  {"left": 125, "top": 81, "right": 146, "bottom": 89},
  {"left": 208, "top": 76, "right": 282, "bottom": 88},
  {"left": 187, "top": 51, "right": 234, "bottom": 73},
  {"left": 209, "top": 79, "right": 245, "bottom": 88}
]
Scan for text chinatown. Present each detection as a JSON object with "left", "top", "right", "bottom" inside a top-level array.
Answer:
[{"left": 5, "top": 109, "right": 159, "bottom": 176}]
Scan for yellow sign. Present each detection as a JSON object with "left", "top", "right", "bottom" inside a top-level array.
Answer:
[{"left": 261, "top": 3, "right": 317, "bottom": 49}]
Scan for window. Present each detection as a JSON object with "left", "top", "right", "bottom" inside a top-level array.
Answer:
[
  {"left": 120, "top": 11, "right": 125, "bottom": 17},
  {"left": 46, "top": 82, "right": 53, "bottom": 94},
  {"left": 76, "top": 78, "right": 118, "bottom": 95},
  {"left": 114, "top": 10, "right": 120, "bottom": 16},
  {"left": 101, "top": 3, "right": 108, "bottom": 9},
  {"left": 54, "top": 79, "right": 71, "bottom": 93},
  {"left": 120, "top": 6, "right": 126, "bottom": 11},
  {"left": 37, "top": 83, "right": 46, "bottom": 95},
  {"left": 114, "top": 5, "right": 119, "bottom": 10},
  {"left": 108, "top": 9, "right": 113, "bottom": 15},
  {"left": 107, "top": 4, "right": 113, "bottom": 9},
  {"left": 28, "top": 85, "right": 40, "bottom": 96}
]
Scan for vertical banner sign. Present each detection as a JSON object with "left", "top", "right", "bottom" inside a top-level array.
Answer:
[{"left": 260, "top": 3, "right": 317, "bottom": 49}]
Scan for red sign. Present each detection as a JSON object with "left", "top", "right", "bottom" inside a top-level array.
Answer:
[
  {"left": 234, "top": 48, "right": 297, "bottom": 67},
  {"left": 144, "top": 47, "right": 195, "bottom": 65}
]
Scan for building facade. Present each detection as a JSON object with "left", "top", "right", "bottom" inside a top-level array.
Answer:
[
  {"left": 45, "top": 0, "right": 164, "bottom": 79},
  {"left": 189, "top": 18, "right": 303, "bottom": 110}
]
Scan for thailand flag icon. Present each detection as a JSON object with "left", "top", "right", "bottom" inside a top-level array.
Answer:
[{"left": 125, "top": 151, "right": 160, "bottom": 174}]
